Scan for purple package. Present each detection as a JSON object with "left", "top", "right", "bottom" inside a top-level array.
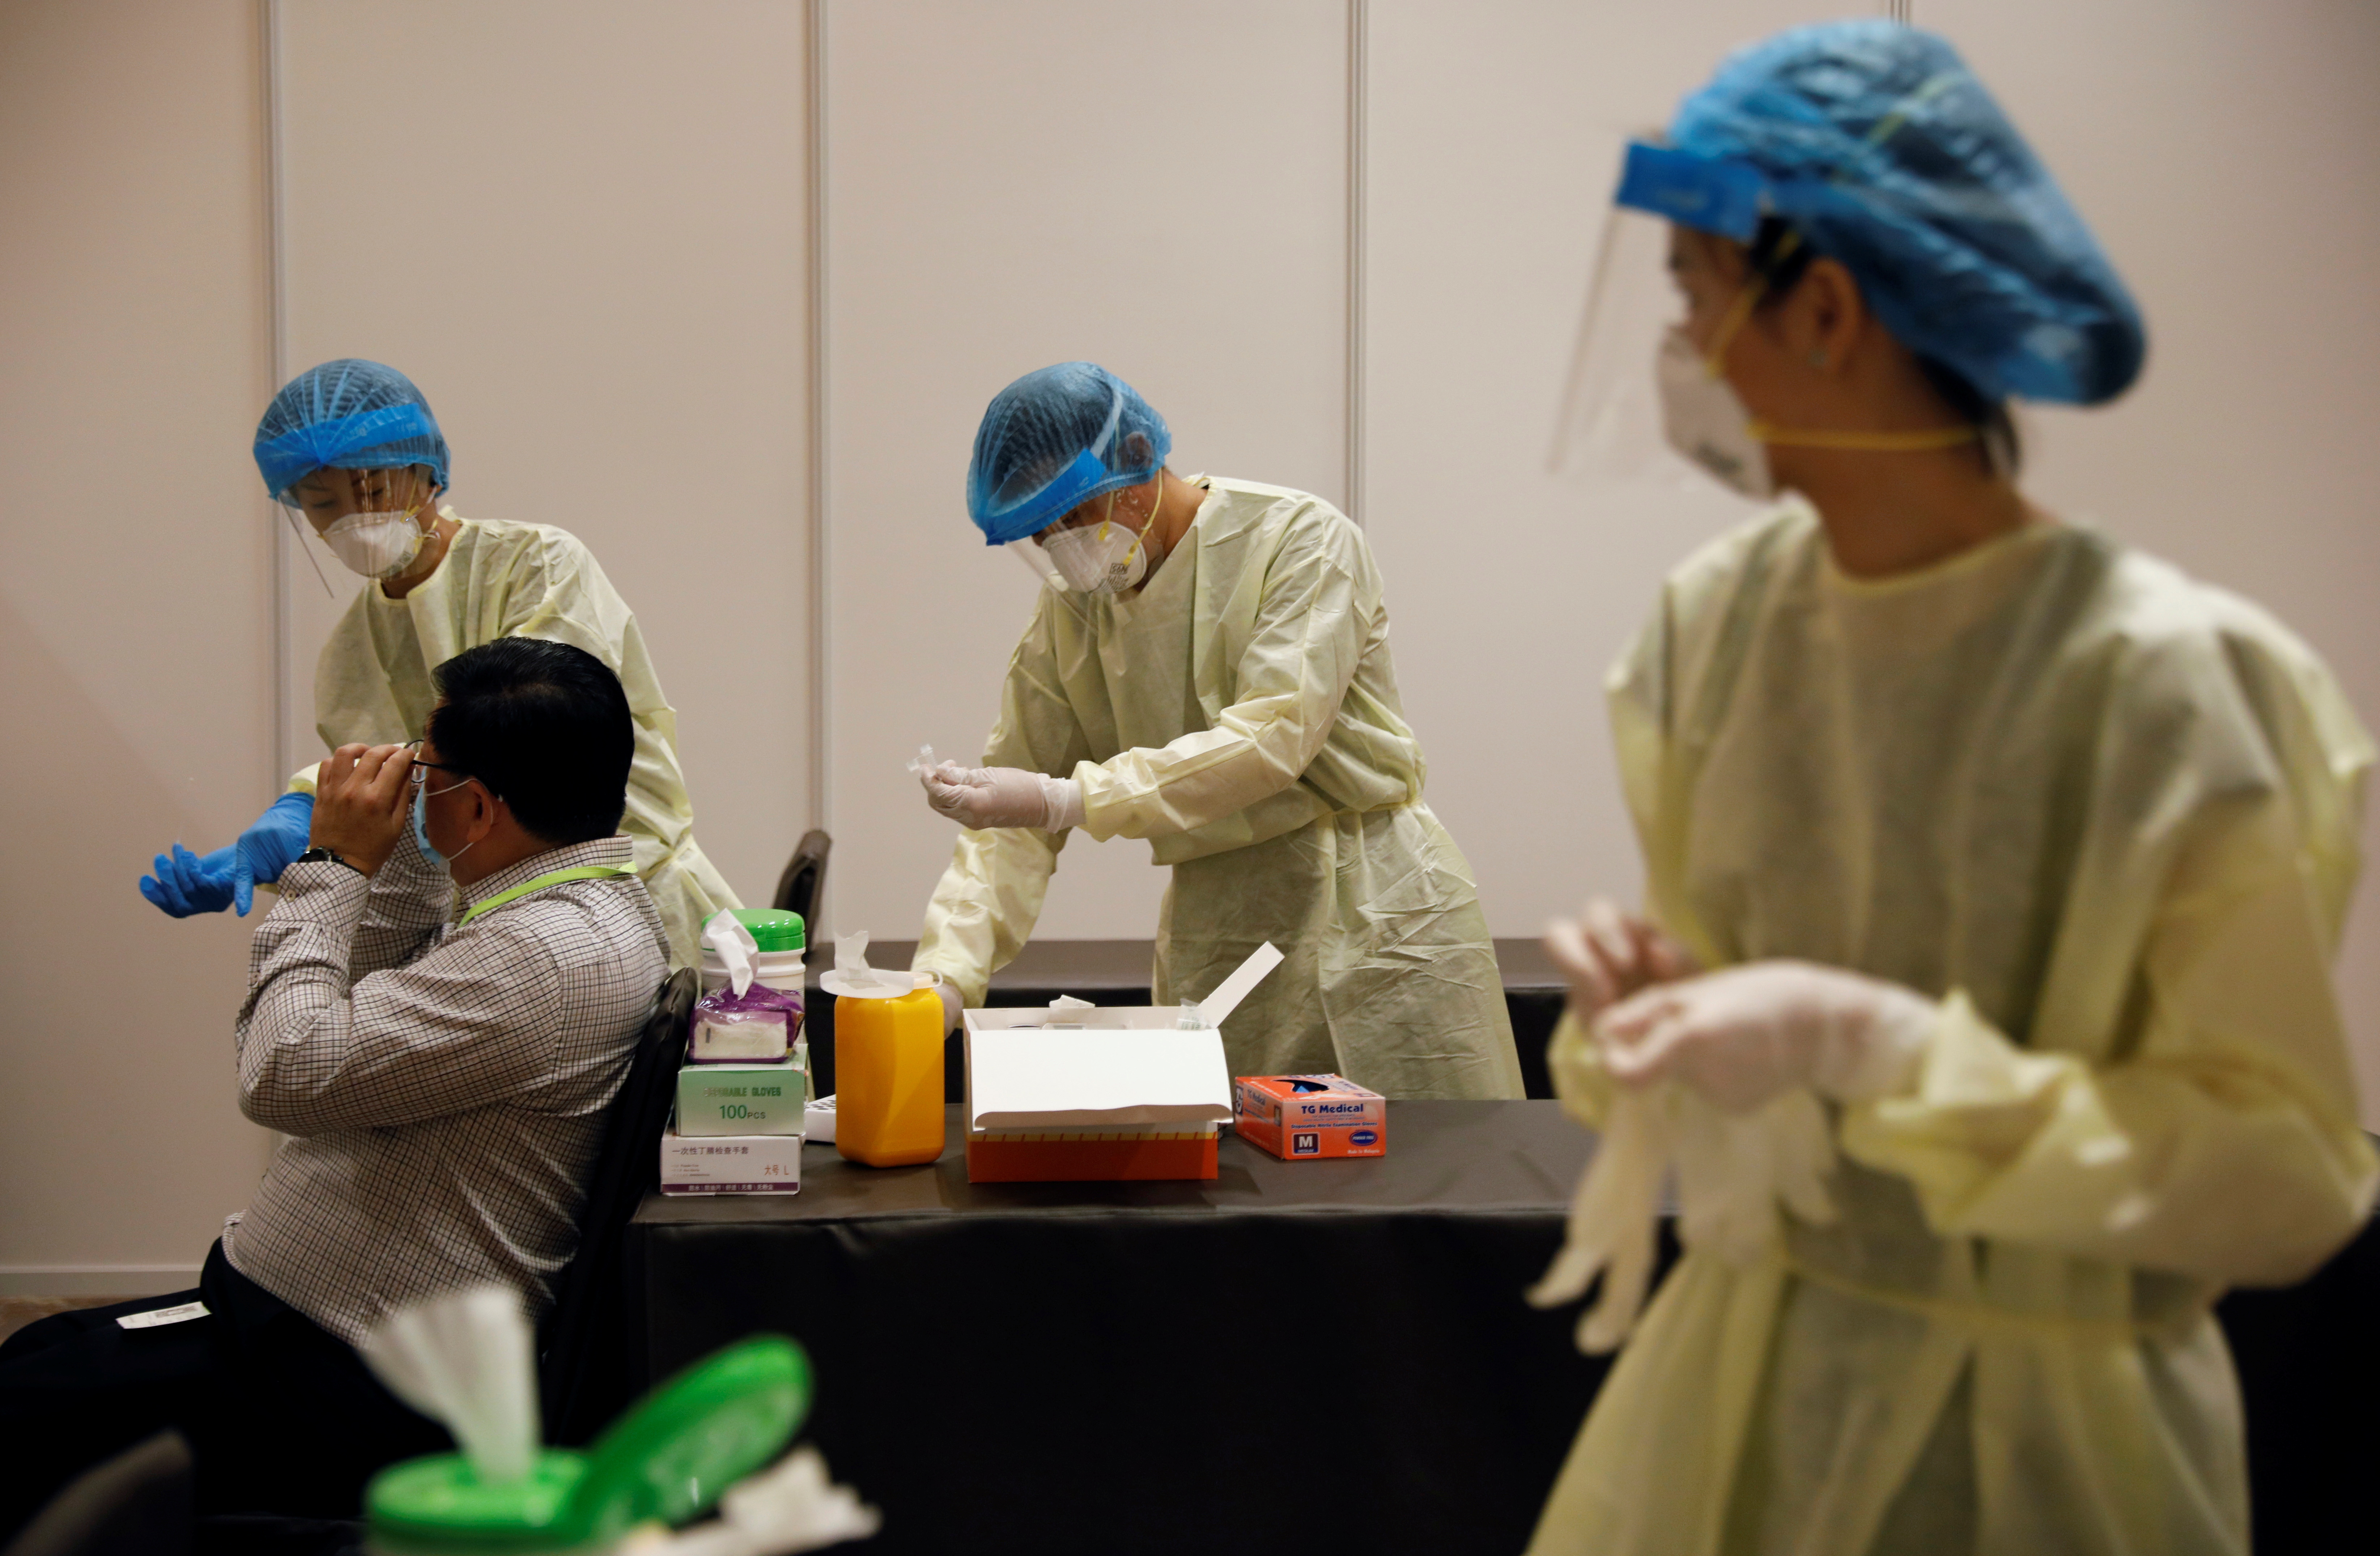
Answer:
[{"left": 688, "top": 981, "right": 806, "bottom": 1064}]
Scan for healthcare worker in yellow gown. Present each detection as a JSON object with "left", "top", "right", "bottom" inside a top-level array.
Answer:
[
  {"left": 139, "top": 359, "right": 738, "bottom": 965},
  {"left": 908, "top": 362, "right": 1522, "bottom": 1100},
  {"left": 1527, "top": 22, "right": 2376, "bottom": 1556}
]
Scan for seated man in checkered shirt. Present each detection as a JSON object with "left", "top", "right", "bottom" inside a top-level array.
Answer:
[{"left": 0, "top": 638, "right": 672, "bottom": 1535}]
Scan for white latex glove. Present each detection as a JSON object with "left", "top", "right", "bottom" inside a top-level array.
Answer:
[
  {"left": 1595, "top": 960, "right": 1939, "bottom": 1115},
  {"left": 916, "top": 761, "right": 1084, "bottom": 831},
  {"left": 935, "top": 982, "right": 964, "bottom": 1034},
  {"left": 1543, "top": 898, "right": 1699, "bottom": 1026}
]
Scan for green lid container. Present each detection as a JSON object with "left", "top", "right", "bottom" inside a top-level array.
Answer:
[
  {"left": 729, "top": 908, "right": 805, "bottom": 953},
  {"left": 364, "top": 1452, "right": 592, "bottom": 1554},
  {"left": 366, "top": 1336, "right": 812, "bottom": 1555}
]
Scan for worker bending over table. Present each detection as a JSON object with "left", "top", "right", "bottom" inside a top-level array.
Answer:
[
  {"left": 911, "top": 362, "right": 1523, "bottom": 1100},
  {"left": 1, "top": 639, "right": 671, "bottom": 1535},
  {"left": 1527, "top": 21, "right": 2377, "bottom": 1556},
  {"left": 139, "top": 357, "right": 736, "bottom": 966}
]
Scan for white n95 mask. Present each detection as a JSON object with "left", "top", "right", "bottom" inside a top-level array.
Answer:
[
  {"left": 323, "top": 508, "right": 429, "bottom": 579},
  {"left": 1655, "top": 327, "right": 1775, "bottom": 499},
  {"left": 1038, "top": 517, "right": 1148, "bottom": 595}
]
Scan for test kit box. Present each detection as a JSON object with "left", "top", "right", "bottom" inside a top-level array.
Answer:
[
  {"left": 675, "top": 1058, "right": 806, "bottom": 1137},
  {"left": 1234, "top": 1075, "right": 1386, "bottom": 1160},
  {"left": 960, "top": 945, "right": 1283, "bottom": 1183},
  {"left": 659, "top": 1127, "right": 802, "bottom": 1195}
]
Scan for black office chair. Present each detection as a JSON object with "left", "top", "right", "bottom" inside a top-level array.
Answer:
[
  {"left": 537, "top": 968, "right": 697, "bottom": 1446},
  {"left": 3, "top": 1432, "right": 191, "bottom": 1556},
  {"left": 771, "top": 829, "right": 830, "bottom": 935}
]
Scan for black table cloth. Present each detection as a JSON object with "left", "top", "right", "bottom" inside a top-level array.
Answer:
[
  {"left": 633, "top": 1101, "right": 1608, "bottom": 1555},
  {"left": 628, "top": 1102, "right": 2377, "bottom": 1555}
]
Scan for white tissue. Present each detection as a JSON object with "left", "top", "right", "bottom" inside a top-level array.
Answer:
[
  {"left": 702, "top": 909, "right": 760, "bottom": 996},
  {"left": 652, "top": 1447, "right": 883, "bottom": 1556},
  {"left": 360, "top": 1285, "right": 540, "bottom": 1484},
  {"left": 1048, "top": 994, "right": 1095, "bottom": 1011},
  {"left": 817, "top": 931, "right": 935, "bottom": 1001}
]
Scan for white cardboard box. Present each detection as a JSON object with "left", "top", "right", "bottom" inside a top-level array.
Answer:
[
  {"left": 959, "top": 943, "right": 1280, "bottom": 1155},
  {"left": 659, "top": 1127, "right": 802, "bottom": 1195}
]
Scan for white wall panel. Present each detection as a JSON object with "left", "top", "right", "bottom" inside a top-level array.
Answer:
[
  {"left": 1362, "top": 1, "right": 1824, "bottom": 939},
  {"left": 822, "top": 0, "right": 1348, "bottom": 943},
  {"left": 0, "top": 0, "right": 276, "bottom": 1283},
  {"left": 278, "top": 0, "right": 811, "bottom": 906}
]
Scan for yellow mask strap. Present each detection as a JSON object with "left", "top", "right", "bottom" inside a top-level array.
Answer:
[
  {"left": 1747, "top": 422, "right": 1980, "bottom": 451},
  {"left": 1103, "top": 479, "right": 1161, "bottom": 573},
  {"left": 1700, "top": 230, "right": 1801, "bottom": 378}
]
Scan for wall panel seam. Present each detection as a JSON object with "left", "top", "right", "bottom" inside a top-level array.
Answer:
[
  {"left": 263, "top": 0, "right": 292, "bottom": 790},
  {"left": 1346, "top": 0, "right": 1367, "bottom": 524},
  {"left": 807, "top": 0, "right": 834, "bottom": 874}
]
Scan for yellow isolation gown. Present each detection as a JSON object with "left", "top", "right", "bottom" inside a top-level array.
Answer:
[
  {"left": 914, "top": 477, "right": 1522, "bottom": 1100},
  {"left": 1529, "top": 504, "right": 2377, "bottom": 1555},
  {"left": 286, "top": 508, "right": 738, "bottom": 966}
]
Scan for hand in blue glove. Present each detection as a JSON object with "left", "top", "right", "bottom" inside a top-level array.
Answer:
[
  {"left": 138, "top": 792, "right": 317, "bottom": 918},
  {"left": 235, "top": 792, "right": 316, "bottom": 890},
  {"left": 140, "top": 842, "right": 247, "bottom": 916}
]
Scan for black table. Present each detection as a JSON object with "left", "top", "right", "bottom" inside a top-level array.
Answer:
[
  {"left": 629, "top": 1102, "right": 2380, "bottom": 1556},
  {"left": 804, "top": 939, "right": 1568, "bottom": 1101},
  {"left": 632, "top": 1101, "right": 1611, "bottom": 1555}
]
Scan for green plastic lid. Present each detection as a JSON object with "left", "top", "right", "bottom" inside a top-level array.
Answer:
[
  {"left": 365, "top": 1451, "right": 592, "bottom": 1553},
  {"left": 364, "top": 1336, "right": 812, "bottom": 1554},
  {"left": 569, "top": 1335, "right": 812, "bottom": 1538},
  {"left": 730, "top": 909, "right": 804, "bottom": 954}
]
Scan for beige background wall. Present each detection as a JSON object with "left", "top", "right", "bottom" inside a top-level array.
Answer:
[
  {"left": 0, "top": 0, "right": 277, "bottom": 1293},
  {"left": 6, "top": 0, "right": 2377, "bottom": 1287},
  {"left": 275, "top": 0, "right": 814, "bottom": 909}
]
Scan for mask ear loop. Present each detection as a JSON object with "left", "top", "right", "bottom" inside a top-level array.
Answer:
[
  {"left": 1705, "top": 230, "right": 1980, "bottom": 454},
  {"left": 1700, "top": 230, "right": 1798, "bottom": 378},
  {"left": 1126, "top": 476, "right": 1161, "bottom": 572}
]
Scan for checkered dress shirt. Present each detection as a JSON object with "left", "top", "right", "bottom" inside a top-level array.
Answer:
[{"left": 223, "top": 828, "right": 671, "bottom": 1345}]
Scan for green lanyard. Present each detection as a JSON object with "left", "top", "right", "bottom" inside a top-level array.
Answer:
[{"left": 456, "top": 865, "right": 636, "bottom": 927}]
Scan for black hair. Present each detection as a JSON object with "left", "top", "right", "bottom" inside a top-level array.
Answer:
[
  {"left": 1746, "top": 217, "right": 2021, "bottom": 478},
  {"left": 427, "top": 638, "right": 634, "bottom": 846}
]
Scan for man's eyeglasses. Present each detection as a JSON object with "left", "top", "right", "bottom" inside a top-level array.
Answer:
[{"left": 402, "top": 740, "right": 469, "bottom": 790}]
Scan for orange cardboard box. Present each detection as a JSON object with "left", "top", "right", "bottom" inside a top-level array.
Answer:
[
  {"left": 964, "top": 1126, "right": 1217, "bottom": 1182},
  {"left": 1233, "top": 1075, "right": 1386, "bottom": 1160}
]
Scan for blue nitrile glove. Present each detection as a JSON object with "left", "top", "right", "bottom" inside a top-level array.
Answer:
[
  {"left": 234, "top": 792, "right": 315, "bottom": 896},
  {"left": 140, "top": 842, "right": 245, "bottom": 917},
  {"left": 138, "top": 793, "right": 316, "bottom": 918}
]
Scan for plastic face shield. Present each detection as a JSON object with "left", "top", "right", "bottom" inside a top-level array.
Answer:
[
  {"left": 1006, "top": 496, "right": 1147, "bottom": 595},
  {"left": 276, "top": 463, "right": 442, "bottom": 593},
  {"left": 1008, "top": 535, "right": 1068, "bottom": 590},
  {"left": 1549, "top": 140, "right": 1770, "bottom": 489}
]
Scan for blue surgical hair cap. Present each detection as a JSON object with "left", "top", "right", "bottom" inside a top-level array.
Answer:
[
  {"left": 966, "top": 363, "right": 1172, "bottom": 545},
  {"left": 1637, "top": 19, "right": 2145, "bottom": 406},
  {"left": 253, "top": 358, "right": 451, "bottom": 501}
]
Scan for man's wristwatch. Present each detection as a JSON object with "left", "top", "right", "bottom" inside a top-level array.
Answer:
[{"left": 294, "top": 846, "right": 365, "bottom": 876}]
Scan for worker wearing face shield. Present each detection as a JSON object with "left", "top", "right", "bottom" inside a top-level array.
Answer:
[
  {"left": 138, "top": 358, "right": 738, "bottom": 967},
  {"left": 1526, "top": 20, "right": 2376, "bottom": 1556},
  {"left": 911, "top": 362, "right": 1522, "bottom": 1101}
]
